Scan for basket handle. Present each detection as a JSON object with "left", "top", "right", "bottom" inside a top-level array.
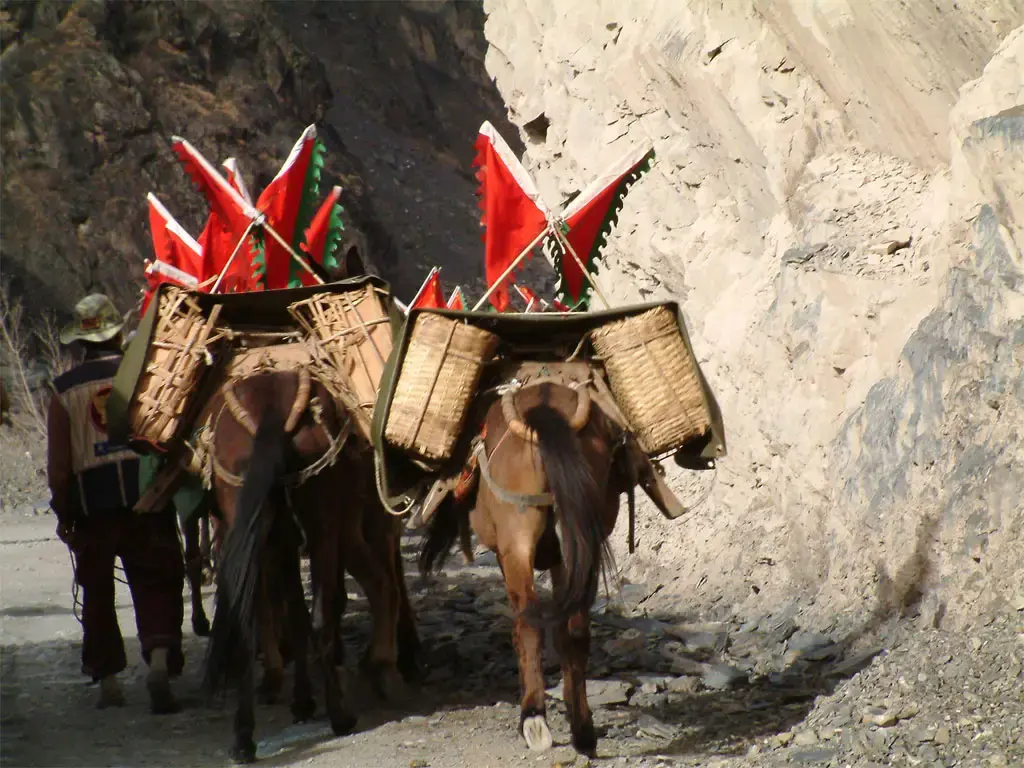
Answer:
[{"left": 407, "top": 319, "right": 458, "bottom": 446}]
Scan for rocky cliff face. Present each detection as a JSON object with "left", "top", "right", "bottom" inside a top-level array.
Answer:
[
  {"left": 0, "top": 0, "right": 507, "bottom": 325},
  {"left": 482, "top": 1, "right": 1024, "bottom": 628}
]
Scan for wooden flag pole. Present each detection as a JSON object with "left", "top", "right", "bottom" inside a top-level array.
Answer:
[
  {"left": 261, "top": 219, "right": 326, "bottom": 285},
  {"left": 472, "top": 226, "right": 550, "bottom": 311},
  {"left": 551, "top": 226, "right": 612, "bottom": 309},
  {"left": 210, "top": 217, "right": 259, "bottom": 293}
]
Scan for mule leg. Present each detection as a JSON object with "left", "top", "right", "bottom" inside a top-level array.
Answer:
[
  {"left": 184, "top": 514, "right": 211, "bottom": 637},
  {"left": 332, "top": 566, "right": 347, "bottom": 668},
  {"left": 500, "top": 547, "right": 552, "bottom": 752},
  {"left": 551, "top": 564, "right": 596, "bottom": 755},
  {"left": 256, "top": 584, "right": 285, "bottom": 705},
  {"left": 346, "top": 535, "right": 404, "bottom": 700},
  {"left": 281, "top": 544, "right": 317, "bottom": 724},
  {"left": 303, "top": 487, "right": 357, "bottom": 735},
  {"left": 368, "top": 503, "right": 421, "bottom": 683},
  {"left": 312, "top": 571, "right": 357, "bottom": 735},
  {"left": 392, "top": 529, "right": 422, "bottom": 683}
]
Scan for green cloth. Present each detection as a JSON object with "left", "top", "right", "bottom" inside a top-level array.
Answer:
[{"left": 137, "top": 454, "right": 208, "bottom": 524}]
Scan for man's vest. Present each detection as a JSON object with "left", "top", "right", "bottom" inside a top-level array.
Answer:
[{"left": 53, "top": 355, "right": 140, "bottom": 515}]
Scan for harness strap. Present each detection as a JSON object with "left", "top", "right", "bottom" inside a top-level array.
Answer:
[
  {"left": 474, "top": 442, "right": 553, "bottom": 510},
  {"left": 212, "top": 417, "right": 352, "bottom": 488}
]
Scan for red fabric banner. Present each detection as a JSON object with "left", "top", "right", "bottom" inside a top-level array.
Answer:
[
  {"left": 410, "top": 268, "right": 445, "bottom": 310},
  {"left": 473, "top": 122, "right": 549, "bottom": 312}
]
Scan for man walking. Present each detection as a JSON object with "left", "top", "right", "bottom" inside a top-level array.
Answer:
[{"left": 47, "top": 294, "right": 185, "bottom": 713}]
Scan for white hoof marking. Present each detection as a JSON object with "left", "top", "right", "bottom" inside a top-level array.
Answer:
[{"left": 523, "top": 715, "right": 553, "bottom": 752}]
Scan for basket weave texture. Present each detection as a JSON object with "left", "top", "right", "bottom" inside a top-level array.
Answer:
[
  {"left": 128, "top": 287, "right": 221, "bottom": 448},
  {"left": 289, "top": 284, "right": 393, "bottom": 436},
  {"left": 590, "top": 305, "right": 711, "bottom": 455},
  {"left": 385, "top": 313, "right": 499, "bottom": 462}
]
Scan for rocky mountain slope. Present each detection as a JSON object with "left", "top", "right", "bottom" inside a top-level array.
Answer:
[
  {"left": 482, "top": 0, "right": 1024, "bottom": 631},
  {"left": 0, "top": 0, "right": 511, "bottom": 327}
]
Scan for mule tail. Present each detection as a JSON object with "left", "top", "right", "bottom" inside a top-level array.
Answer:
[
  {"left": 203, "top": 407, "right": 288, "bottom": 698},
  {"left": 523, "top": 404, "right": 611, "bottom": 619}
]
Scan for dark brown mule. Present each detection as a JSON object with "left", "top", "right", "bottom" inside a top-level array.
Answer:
[
  {"left": 203, "top": 369, "right": 420, "bottom": 763},
  {"left": 421, "top": 381, "right": 626, "bottom": 756}
]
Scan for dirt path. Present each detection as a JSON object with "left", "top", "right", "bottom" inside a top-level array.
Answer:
[{"left": 1, "top": 501, "right": 1021, "bottom": 768}]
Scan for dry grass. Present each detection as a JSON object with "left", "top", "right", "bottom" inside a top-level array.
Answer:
[{"left": 0, "top": 282, "right": 75, "bottom": 438}]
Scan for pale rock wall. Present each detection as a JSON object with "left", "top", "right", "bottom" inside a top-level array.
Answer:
[{"left": 481, "top": 0, "right": 1024, "bottom": 627}]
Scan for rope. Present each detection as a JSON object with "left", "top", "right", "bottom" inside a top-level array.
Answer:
[
  {"left": 474, "top": 442, "right": 554, "bottom": 510},
  {"left": 211, "top": 416, "right": 352, "bottom": 488},
  {"left": 66, "top": 545, "right": 84, "bottom": 625},
  {"left": 373, "top": 452, "right": 419, "bottom": 517}
]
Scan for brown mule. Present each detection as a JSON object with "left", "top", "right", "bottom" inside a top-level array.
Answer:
[
  {"left": 202, "top": 370, "right": 420, "bottom": 763},
  {"left": 421, "top": 381, "right": 626, "bottom": 756}
]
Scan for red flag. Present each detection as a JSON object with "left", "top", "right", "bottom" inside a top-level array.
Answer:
[
  {"left": 255, "top": 124, "right": 320, "bottom": 289},
  {"left": 142, "top": 194, "right": 203, "bottom": 315},
  {"left": 552, "top": 299, "right": 571, "bottom": 312},
  {"left": 410, "top": 268, "right": 445, "bottom": 310},
  {"left": 547, "top": 145, "right": 654, "bottom": 305},
  {"left": 171, "top": 137, "right": 261, "bottom": 292},
  {"left": 473, "top": 121, "right": 550, "bottom": 312},
  {"left": 222, "top": 158, "right": 253, "bottom": 203},
  {"left": 446, "top": 286, "right": 465, "bottom": 310},
  {"left": 299, "top": 186, "right": 344, "bottom": 285},
  {"left": 146, "top": 194, "right": 203, "bottom": 281}
]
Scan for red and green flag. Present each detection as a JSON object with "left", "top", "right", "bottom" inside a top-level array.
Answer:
[
  {"left": 253, "top": 124, "right": 326, "bottom": 289},
  {"left": 543, "top": 145, "right": 655, "bottom": 307},
  {"left": 299, "top": 185, "right": 344, "bottom": 286}
]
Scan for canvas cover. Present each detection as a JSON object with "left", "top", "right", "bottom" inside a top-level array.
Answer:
[
  {"left": 371, "top": 301, "right": 726, "bottom": 511},
  {"left": 108, "top": 274, "right": 400, "bottom": 454}
]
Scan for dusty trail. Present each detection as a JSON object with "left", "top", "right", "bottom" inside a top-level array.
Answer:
[{"left": 2, "top": 501, "right": 1020, "bottom": 768}]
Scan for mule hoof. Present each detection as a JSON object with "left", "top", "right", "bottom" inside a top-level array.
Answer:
[
  {"left": 291, "top": 697, "right": 317, "bottom": 724},
  {"left": 522, "top": 715, "right": 553, "bottom": 752},
  {"left": 192, "top": 614, "right": 211, "bottom": 637},
  {"left": 330, "top": 710, "right": 358, "bottom": 736},
  {"left": 362, "top": 658, "right": 410, "bottom": 702},
  {"left": 572, "top": 721, "right": 597, "bottom": 756},
  {"left": 229, "top": 740, "right": 257, "bottom": 764}
]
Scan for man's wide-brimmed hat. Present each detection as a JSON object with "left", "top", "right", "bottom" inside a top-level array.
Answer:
[{"left": 59, "top": 294, "right": 125, "bottom": 345}]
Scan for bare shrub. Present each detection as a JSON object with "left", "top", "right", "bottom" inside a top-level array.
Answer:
[{"left": 0, "top": 282, "right": 72, "bottom": 438}]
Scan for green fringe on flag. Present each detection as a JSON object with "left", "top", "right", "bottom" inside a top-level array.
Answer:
[
  {"left": 250, "top": 231, "right": 267, "bottom": 289},
  {"left": 322, "top": 202, "right": 345, "bottom": 273},
  {"left": 548, "top": 149, "right": 655, "bottom": 307},
  {"left": 288, "top": 139, "right": 327, "bottom": 287}
]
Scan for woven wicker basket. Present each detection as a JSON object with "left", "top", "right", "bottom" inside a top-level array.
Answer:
[
  {"left": 289, "top": 284, "right": 393, "bottom": 437},
  {"left": 590, "top": 305, "right": 711, "bottom": 456},
  {"left": 127, "top": 287, "right": 224, "bottom": 449},
  {"left": 385, "top": 313, "right": 499, "bottom": 462}
]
